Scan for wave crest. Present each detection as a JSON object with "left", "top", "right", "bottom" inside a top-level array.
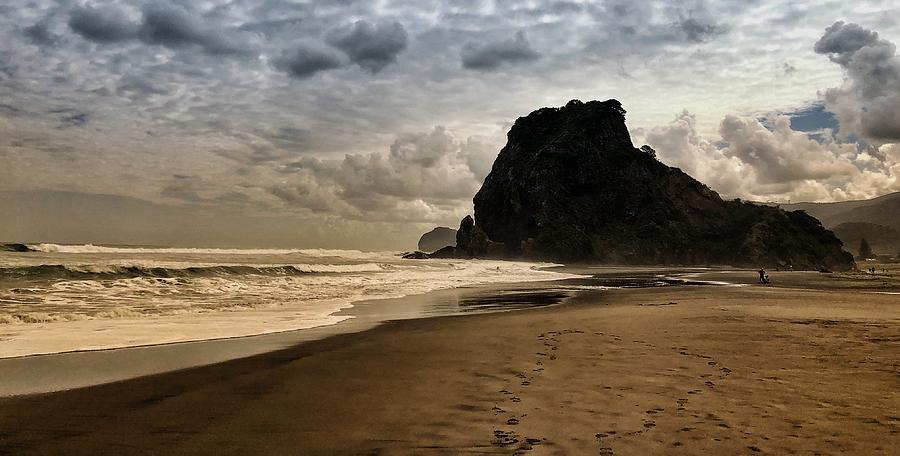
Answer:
[
  {"left": 24, "top": 243, "right": 393, "bottom": 259},
  {"left": 0, "top": 262, "right": 389, "bottom": 280}
]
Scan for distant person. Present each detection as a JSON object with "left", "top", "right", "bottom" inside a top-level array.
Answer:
[{"left": 758, "top": 268, "right": 766, "bottom": 283}]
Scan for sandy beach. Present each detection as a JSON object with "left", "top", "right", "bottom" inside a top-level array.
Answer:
[{"left": 1, "top": 267, "right": 898, "bottom": 455}]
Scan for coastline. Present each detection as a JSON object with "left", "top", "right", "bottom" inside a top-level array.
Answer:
[
  {"left": 1, "top": 267, "right": 898, "bottom": 454},
  {"left": 0, "top": 277, "right": 580, "bottom": 396}
]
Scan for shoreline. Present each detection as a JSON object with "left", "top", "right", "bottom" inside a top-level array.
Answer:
[
  {"left": 0, "top": 277, "right": 582, "bottom": 397},
  {"left": 1, "top": 269, "right": 897, "bottom": 454},
  {"left": 3, "top": 265, "right": 896, "bottom": 397},
  {"left": 4, "top": 265, "right": 893, "bottom": 397}
]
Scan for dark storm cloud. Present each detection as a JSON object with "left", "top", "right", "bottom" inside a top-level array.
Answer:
[
  {"left": 815, "top": 21, "right": 900, "bottom": 145},
  {"left": 814, "top": 21, "right": 881, "bottom": 65},
  {"left": 23, "top": 22, "right": 60, "bottom": 46},
  {"left": 138, "top": 4, "right": 255, "bottom": 57},
  {"left": 461, "top": 31, "right": 540, "bottom": 70},
  {"left": 676, "top": 18, "right": 728, "bottom": 43},
  {"left": 274, "top": 45, "right": 343, "bottom": 79},
  {"left": 67, "top": 3, "right": 255, "bottom": 57},
  {"left": 266, "top": 127, "right": 313, "bottom": 150},
  {"left": 68, "top": 5, "right": 139, "bottom": 43},
  {"left": 582, "top": 0, "right": 731, "bottom": 57},
  {"left": 327, "top": 20, "right": 408, "bottom": 73},
  {"left": 116, "top": 75, "right": 169, "bottom": 97},
  {"left": 48, "top": 107, "right": 91, "bottom": 128},
  {"left": 0, "top": 103, "right": 22, "bottom": 115},
  {"left": 59, "top": 112, "right": 90, "bottom": 128}
]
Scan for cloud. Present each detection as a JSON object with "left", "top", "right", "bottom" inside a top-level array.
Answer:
[
  {"left": 461, "top": 31, "right": 540, "bottom": 70},
  {"left": 719, "top": 115, "right": 858, "bottom": 184},
  {"left": 48, "top": 108, "right": 91, "bottom": 128},
  {"left": 68, "top": 5, "right": 139, "bottom": 43},
  {"left": 582, "top": 0, "right": 730, "bottom": 58},
  {"left": 23, "top": 21, "right": 60, "bottom": 46},
  {"left": 638, "top": 109, "right": 899, "bottom": 203},
  {"left": 138, "top": 4, "right": 255, "bottom": 56},
  {"left": 269, "top": 126, "right": 494, "bottom": 221},
  {"left": 814, "top": 21, "right": 881, "bottom": 66},
  {"left": 782, "top": 62, "right": 797, "bottom": 76},
  {"left": 6, "top": 0, "right": 900, "bottom": 250},
  {"left": 639, "top": 111, "right": 744, "bottom": 196},
  {"left": 676, "top": 18, "right": 728, "bottom": 43},
  {"left": 815, "top": 21, "right": 900, "bottom": 145},
  {"left": 274, "top": 44, "right": 343, "bottom": 79},
  {"left": 67, "top": 3, "right": 256, "bottom": 56},
  {"left": 327, "top": 20, "right": 408, "bottom": 73}
]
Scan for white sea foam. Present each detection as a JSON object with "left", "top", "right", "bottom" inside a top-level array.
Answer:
[
  {"left": 27, "top": 243, "right": 392, "bottom": 259},
  {"left": 0, "top": 246, "right": 578, "bottom": 358}
]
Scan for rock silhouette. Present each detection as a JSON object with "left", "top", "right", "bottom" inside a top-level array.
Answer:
[
  {"left": 457, "top": 99, "right": 853, "bottom": 270},
  {"left": 417, "top": 227, "right": 457, "bottom": 253}
]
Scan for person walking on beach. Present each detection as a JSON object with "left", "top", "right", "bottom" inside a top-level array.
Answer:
[{"left": 758, "top": 268, "right": 766, "bottom": 284}]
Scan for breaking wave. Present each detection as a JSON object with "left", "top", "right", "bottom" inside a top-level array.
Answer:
[
  {"left": 25, "top": 243, "right": 391, "bottom": 259},
  {"left": 0, "top": 262, "right": 390, "bottom": 280}
]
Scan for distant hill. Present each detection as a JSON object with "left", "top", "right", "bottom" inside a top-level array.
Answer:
[
  {"left": 780, "top": 192, "right": 900, "bottom": 231},
  {"left": 830, "top": 222, "right": 899, "bottom": 256}
]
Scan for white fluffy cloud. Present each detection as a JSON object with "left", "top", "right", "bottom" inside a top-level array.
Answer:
[
  {"left": 634, "top": 20, "right": 900, "bottom": 204},
  {"left": 267, "top": 126, "right": 497, "bottom": 222},
  {"left": 638, "top": 110, "right": 898, "bottom": 203}
]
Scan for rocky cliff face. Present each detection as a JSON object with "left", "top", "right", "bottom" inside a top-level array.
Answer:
[
  {"left": 417, "top": 227, "right": 457, "bottom": 253},
  {"left": 466, "top": 99, "right": 854, "bottom": 270}
]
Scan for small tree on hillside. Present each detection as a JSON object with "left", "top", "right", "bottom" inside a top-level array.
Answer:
[{"left": 857, "top": 237, "right": 874, "bottom": 260}]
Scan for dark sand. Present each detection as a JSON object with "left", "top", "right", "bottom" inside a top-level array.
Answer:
[{"left": 1, "top": 267, "right": 898, "bottom": 455}]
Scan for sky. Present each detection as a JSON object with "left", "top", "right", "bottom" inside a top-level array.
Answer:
[{"left": 1, "top": 0, "right": 900, "bottom": 249}]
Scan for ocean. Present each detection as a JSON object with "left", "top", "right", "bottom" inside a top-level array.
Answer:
[{"left": 0, "top": 244, "right": 576, "bottom": 358}]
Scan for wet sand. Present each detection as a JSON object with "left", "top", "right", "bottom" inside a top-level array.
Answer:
[{"left": 1, "top": 267, "right": 898, "bottom": 455}]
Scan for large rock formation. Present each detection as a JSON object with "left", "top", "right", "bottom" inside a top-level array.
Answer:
[
  {"left": 465, "top": 99, "right": 854, "bottom": 270},
  {"left": 417, "top": 227, "right": 457, "bottom": 253}
]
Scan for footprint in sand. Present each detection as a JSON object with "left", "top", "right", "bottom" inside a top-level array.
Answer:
[{"left": 492, "top": 429, "right": 519, "bottom": 446}]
